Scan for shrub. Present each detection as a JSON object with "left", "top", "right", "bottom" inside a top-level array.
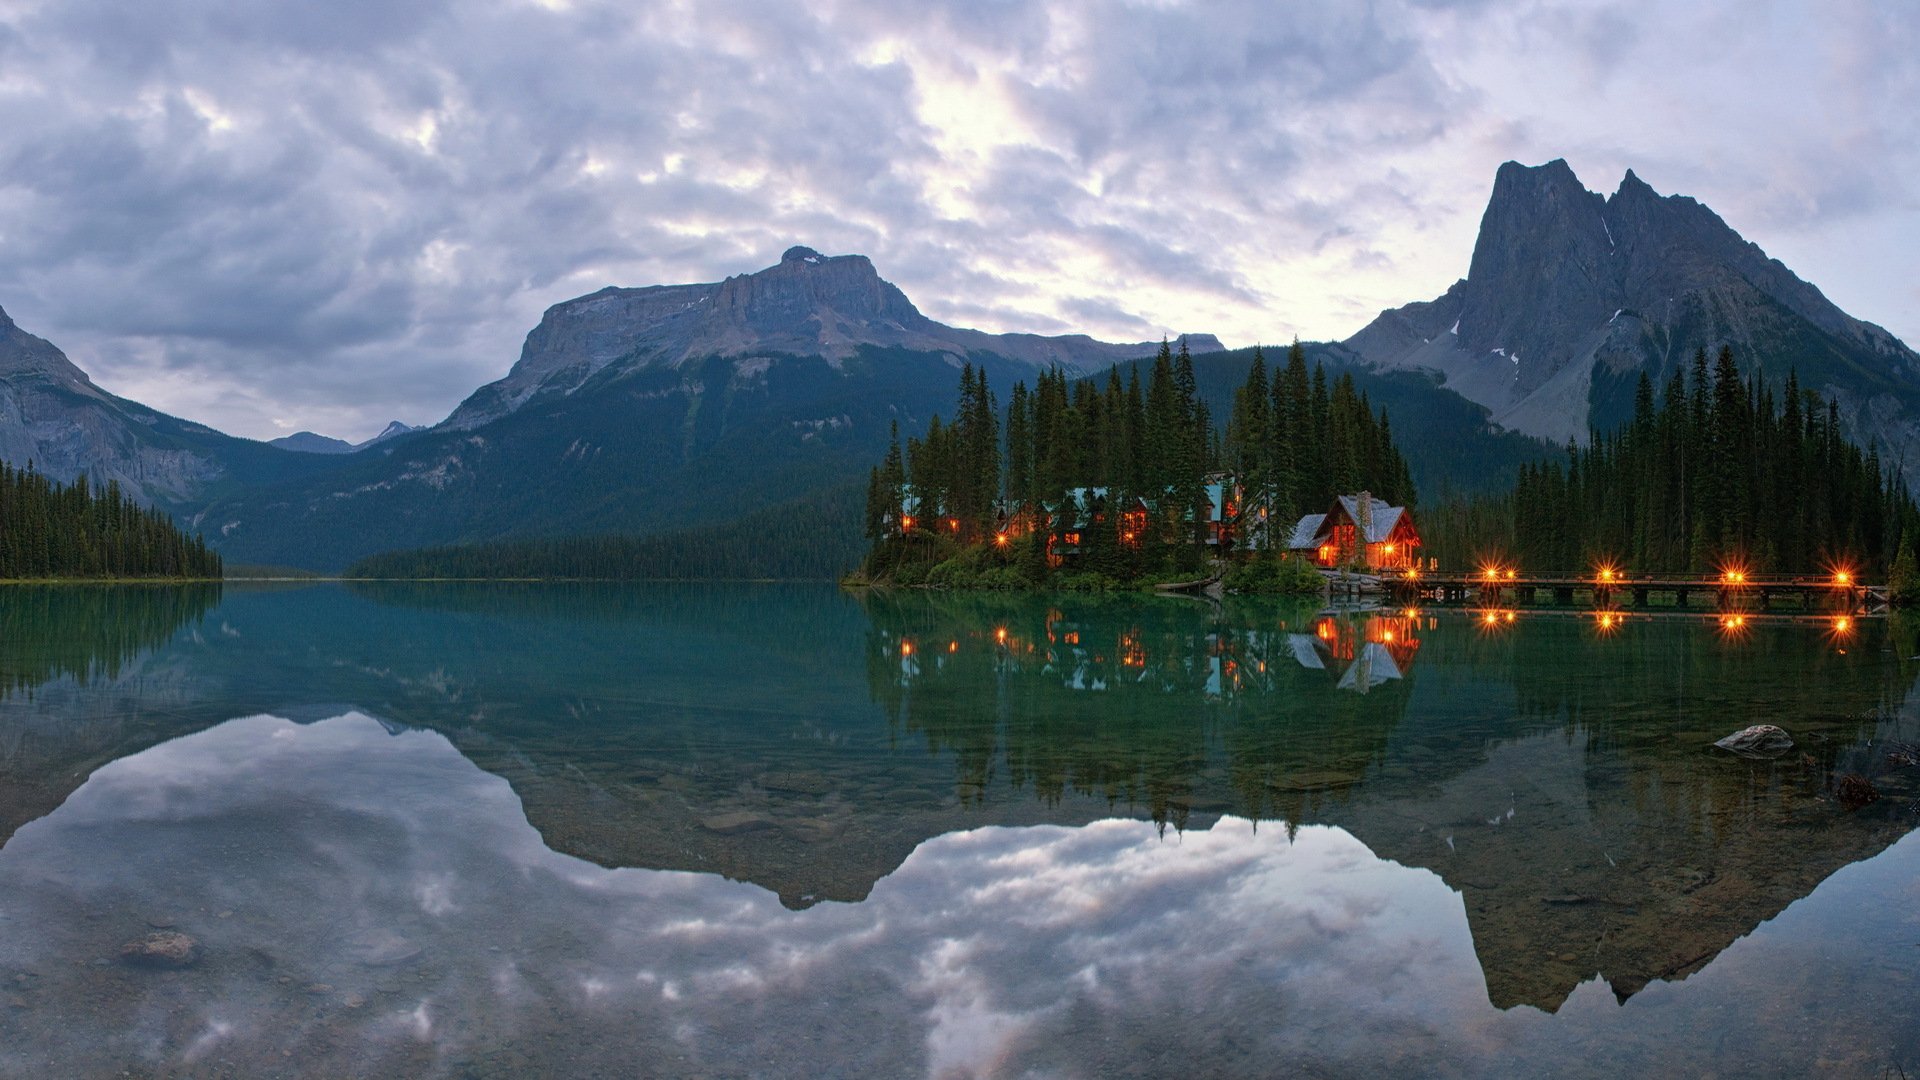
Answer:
[{"left": 1224, "top": 555, "right": 1325, "bottom": 596}]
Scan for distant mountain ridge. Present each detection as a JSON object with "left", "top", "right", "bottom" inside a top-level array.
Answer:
[
  {"left": 269, "top": 421, "right": 417, "bottom": 455},
  {"left": 1343, "top": 159, "right": 1920, "bottom": 455}
]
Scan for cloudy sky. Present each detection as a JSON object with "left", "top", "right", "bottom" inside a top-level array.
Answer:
[{"left": 0, "top": 0, "right": 1913, "bottom": 442}]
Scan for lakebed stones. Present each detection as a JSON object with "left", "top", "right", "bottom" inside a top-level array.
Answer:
[
  {"left": 1713, "top": 724, "right": 1794, "bottom": 758},
  {"left": 118, "top": 931, "right": 201, "bottom": 969},
  {"left": 344, "top": 930, "right": 422, "bottom": 968}
]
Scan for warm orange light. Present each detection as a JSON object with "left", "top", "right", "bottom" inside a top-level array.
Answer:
[
  {"left": 900, "top": 640, "right": 914, "bottom": 657},
  {"left": 947, "top": 640, "right": 958, "bottom": 654},
  {"left": 1504, "top": 611, "right": 1516, "bottom": 623},
  {"left": 1405, "top": 567, "right": 1420, "bottom": 580},
  {"left": 1834, "top": 616, "right": 1854, "bottom": 634},
  {"left": 1382, "top": 629, "right": 1396, "bottom": 642},
  {"left": 1384, "top": 543, "right": 1396, "bottom": 554},
  {"left": 1719, "top": 615, "right": 1749, "bottom": 632},
  {"left": 1483, "top": 567, "right": 1499, "bottom": 581},
  {"left": 1317, "top": 622, "right": 1336, "bottom": 640},
  {"left": 1506, "top": 569, "right": 1517, "bottom": 580},
  {"left": 995, "top": 627, "right": 1008, "bottom": 643},
  {"left": 1722, "top": 567, "right": 1748, "bottom": 585},
  {"left": 1834, "top": 570, "right": 1852, "bottom": 586},
  {"left": 948, "top": 518, "right": 960, "bottom": 531},
  {"left": 900, "top": 515, "right": 915, "bottom": 530},
  {"left": 1597, "top": 564, "right": 1618, "bottom": 582},
  {"left": 994, "top": 533, "right": 1010, "bottom": 547},
  {"left": 1403, "top": 608, "right": 1420, "bottom": 618},
  {"left": 1482, "top": 611, "right": 1500, "bottom": 626}
]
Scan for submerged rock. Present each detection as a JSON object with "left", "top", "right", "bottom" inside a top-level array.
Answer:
[
  {"left": 1836, "top": 773, "right": 1881, "bottom": 810},
  {"left": 345, "top": 931, "right": 422, "bottom": 967},
  {"left": 1713, "top": 724, "right": 1794, "bottom": 758},
  {"left": 118, "top": 931, "right": 201, "bottom": 969}
]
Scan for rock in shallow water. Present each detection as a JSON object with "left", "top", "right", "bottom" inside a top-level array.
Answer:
[
  {"left": 118, "top": 931, "right": 201, "bottom": 969},
  {"left": 1713, "top": 724, "right": 1794, "bottom": 758}
]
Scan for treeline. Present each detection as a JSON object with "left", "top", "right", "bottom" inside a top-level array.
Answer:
[
  {"left": 863, "top": 339, "right": 1412, "bottom": 580},
  {"left": 0, "top": 463, "right": 220, "bottom": 579},
  {"left": 1421, "top": 347, "right": 1919, "bottom": 574},
  {"left": 348, "top": 486, "right": 865, "bottom": 580}
]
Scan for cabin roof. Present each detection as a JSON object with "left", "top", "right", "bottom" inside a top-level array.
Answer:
[
  {"left": 1336, "top": 494, "right": 1406, "bottom": 544},
  {"left": 1288, "top": 513, "right": 1328, "bottom": 549}
]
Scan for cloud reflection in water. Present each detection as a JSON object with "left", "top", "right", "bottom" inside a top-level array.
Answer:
[{"left": 0, "top": 711, "right": 1914, "bottom": 1078}]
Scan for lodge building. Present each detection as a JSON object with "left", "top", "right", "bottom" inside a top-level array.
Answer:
[
  {"left": 1286, "top": 492, "right": 1421, "bottom": 571},
  {"left": 895, "top": 480, "right": 1422, "bottom": 574}
]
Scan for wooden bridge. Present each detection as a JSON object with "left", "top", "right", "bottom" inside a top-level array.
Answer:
[{"left": 1385, "top": 568, "right": 1886, "bottom": 612}]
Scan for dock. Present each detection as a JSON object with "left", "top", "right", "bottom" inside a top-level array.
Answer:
[{"left": 1385, "top": 569, "right": 1884, "bottom": 612}]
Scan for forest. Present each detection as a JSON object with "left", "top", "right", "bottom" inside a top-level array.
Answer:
[
  {"left": 346, "top": 485, "right": 863, "bottom": 581},
  {"left": 0, "top": 462, "right": 221, "bottom": 579},
  {"left": 860, "top": 339, "right": 1413, "bottom": 589},
  {"left": 1420, "top": 346, "right": 1920, "bottom": 579}
]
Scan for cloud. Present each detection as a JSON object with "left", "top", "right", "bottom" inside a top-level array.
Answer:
[{"left": 0, "top": 0, "right": 1911, "bottom": 439}]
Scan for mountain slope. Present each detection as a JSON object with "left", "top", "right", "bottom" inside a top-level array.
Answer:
[
  {"left": 1344, "top": 160, "right": 1920, "bottom": 457},
  {"left": 0, "top": 306, "right": 343, "bottom": 506}
]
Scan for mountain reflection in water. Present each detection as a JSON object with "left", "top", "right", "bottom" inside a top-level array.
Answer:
[{"left": 0, "top": 583, "right": 1918, "bottom": 1076}]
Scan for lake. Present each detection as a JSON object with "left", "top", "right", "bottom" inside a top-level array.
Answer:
[{"left": 2, "top": 582, "right": 1917, "bottom": 1077}]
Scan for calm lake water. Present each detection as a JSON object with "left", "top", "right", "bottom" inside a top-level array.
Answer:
[{"left": 2, "top": 583, "right": 1919, "bottom": 1078}]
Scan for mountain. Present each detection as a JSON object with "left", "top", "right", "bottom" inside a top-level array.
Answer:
[
  {"left": 0, "top": 305, "right": 340, "bottom": 506},
  {"left": 1343, "top": 159, "right": 1920, "bottom": 458},
  {"left": 193, "top": 248, "right": 1226, "bottom": 569},
  {"left": 359, "top": 420, "right": 416, "bottom": 447},
  {"left": 443, "top": 246, "right": 1222, "bottom": 430},
  {"left": 268, "top": 421, "right": 416, "bottom": 455},
  {"left": 268, "top": 431, "right": 354, "bottom": 454}
]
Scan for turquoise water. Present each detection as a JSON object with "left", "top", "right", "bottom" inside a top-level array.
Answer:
[{"left": 0, "top": 583, "right": 1917, "bottom": 1077}]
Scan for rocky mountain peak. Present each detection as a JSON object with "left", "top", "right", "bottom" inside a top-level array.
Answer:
[
  {"left": 441, "top": 248, "right": 1219, "bottom": 431},
  {"left": 1344, "top": 158, "right": 1920, "bottom": 464}
]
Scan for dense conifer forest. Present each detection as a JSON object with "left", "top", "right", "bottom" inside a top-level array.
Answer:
[
  {"left": 860, "top": 339, "right": 1413, "bottom": 589},
  {"left": 1421, "top": 347, "right": 1920, "bottom": 578},
  {"left": 346, "top": 486, "right": 863, "bottom": 580},
  {"left": 0, "top": 463, "right": 221, "bottom": 579}
]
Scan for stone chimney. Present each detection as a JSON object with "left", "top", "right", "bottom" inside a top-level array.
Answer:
[{"left": 1356, "top": 490, "right": 1373, "bottom": 539}]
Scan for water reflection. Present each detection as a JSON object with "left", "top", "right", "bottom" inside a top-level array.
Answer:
[
  {"left": 1, "top": 583, "right": 1918, "bottom": 1056},
  {"left": 0, "top": 583, "right": 219, "bottom": 849},
  {"left": 1, "top": 711, "right": 1917, "bottom": 1077}
]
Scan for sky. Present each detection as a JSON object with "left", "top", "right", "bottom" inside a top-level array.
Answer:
[{"left": 0, "top": 0, "right": 1913, "bottom": 442}]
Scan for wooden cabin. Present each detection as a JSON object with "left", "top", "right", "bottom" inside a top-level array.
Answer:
[
  {"left": 1288, "top": 492, "right": 1421, "bottom": 571},
  {"left": 1046, "top": 487, "right": 1150, "bottom": 566}
]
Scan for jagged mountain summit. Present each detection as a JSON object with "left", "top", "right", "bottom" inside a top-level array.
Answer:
[
  {"left": 1343, "top": 159, "right": 1920, "bottom": 456},
  {"left": 443, "top": 245, "right": 1221, "bottom": 430}
]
